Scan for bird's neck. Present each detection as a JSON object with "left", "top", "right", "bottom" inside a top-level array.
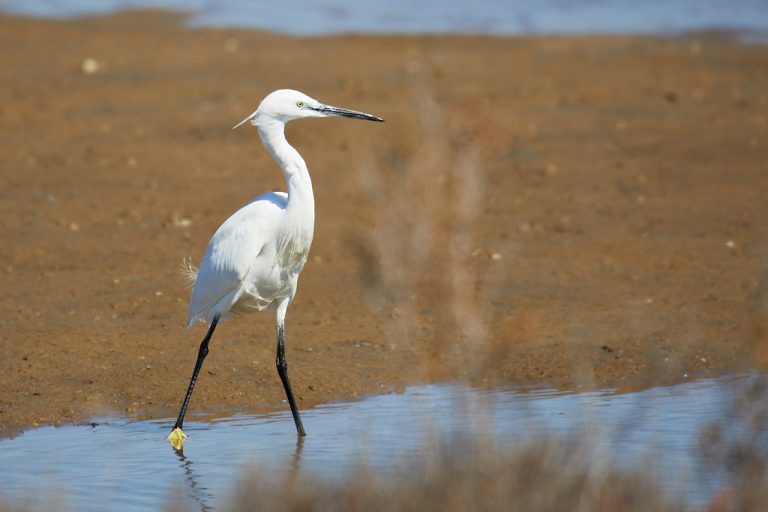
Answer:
[{"left": 258, "top": 121, "right": 315, "bottom": 225}]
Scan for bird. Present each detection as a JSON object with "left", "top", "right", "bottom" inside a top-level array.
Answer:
[{"left": 167, "top": 89, "right": 384, "bottom": 450}]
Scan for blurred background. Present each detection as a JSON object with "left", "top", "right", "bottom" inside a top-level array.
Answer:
[{"left": 2, "top": 0, "right": 768, "bottom": 35}]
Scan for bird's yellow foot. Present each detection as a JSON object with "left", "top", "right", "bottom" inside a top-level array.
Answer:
[{"left": 167, "top": 428, "right": 188, "bottom": 450}]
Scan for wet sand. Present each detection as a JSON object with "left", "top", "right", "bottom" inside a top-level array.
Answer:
[{"left": 1, "top": 11, "right": 767, "bottom": 437}]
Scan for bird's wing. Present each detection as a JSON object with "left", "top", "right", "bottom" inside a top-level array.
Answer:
[{"left": 187, "top": 192, "right": 287, "bottom": 325}]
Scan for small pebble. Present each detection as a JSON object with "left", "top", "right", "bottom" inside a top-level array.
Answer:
[
  {"left": 171, "top": 213, "right": 193, "bottom": 228},
  {"left": 81, "top": 58, "right": 100, "bottom": 74}
]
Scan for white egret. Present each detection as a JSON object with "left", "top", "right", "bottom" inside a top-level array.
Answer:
[{"left": 167, "top": 89, "right": 384, "bottom": 449}]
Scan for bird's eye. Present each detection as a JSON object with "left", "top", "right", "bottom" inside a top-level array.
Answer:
[{"left": 296, "top": 101, "right": 305, "bottom": 108}]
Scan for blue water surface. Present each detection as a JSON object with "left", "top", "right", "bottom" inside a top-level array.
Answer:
[
  {"left": 0, "top": 376, "right": 756, "bottom": 511},
  {"left": 0, "top": 0, "right": 767, "bottom": 36}
]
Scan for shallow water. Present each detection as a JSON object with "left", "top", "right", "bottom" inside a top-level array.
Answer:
[
  {"left": 0, "top": 375, "right": 755, "bottom": 511},
  {"left": 1, "top": 0, "right": 767, "bottom": 36}
]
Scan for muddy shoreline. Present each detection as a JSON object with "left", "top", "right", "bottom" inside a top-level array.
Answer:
[{"left": 1, "top": 11, "right": 767, "bottom": 437}]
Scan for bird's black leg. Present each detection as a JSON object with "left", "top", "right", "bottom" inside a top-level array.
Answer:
[
  {"left": 171, "top": 314, "right": 220, "bottom": 431},
  {"left": 276, "top": 322, "right": 306, "bottom": 437}
]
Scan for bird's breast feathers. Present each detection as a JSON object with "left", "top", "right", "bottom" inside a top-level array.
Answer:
[
  {"left": 277, "top": 224, "right": 313, "bottom": 273},
  {"left": 187, "top": 192, "right": 317, "bottom": 324}
]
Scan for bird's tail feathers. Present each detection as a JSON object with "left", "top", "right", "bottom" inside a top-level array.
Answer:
[{"left": 181, "top": 257, "right": 199, "bottom": 288}]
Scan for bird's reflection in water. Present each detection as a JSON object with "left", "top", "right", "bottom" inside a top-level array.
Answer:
[
  {"left": 170, "top": 433, "right": 306, "bottom": 512},
  {"left": 289, "top": 436, "right": 305, "bottom": 485},
  {"left": 172, "top": 446, "right": 215, "bottom": 512}
]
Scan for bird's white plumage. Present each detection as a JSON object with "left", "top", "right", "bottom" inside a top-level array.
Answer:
[
  {"left": 168, "top": 89, "right": 383, "bottom": 448},
  {"left": 185, "top": 90, "right": 335, "bottom": 327},
  {"left": 187, "top": 191, "right": 300, "bottom": 325},
  {"left": 184, "top": 89, "right": 382, "bottom": 327}
]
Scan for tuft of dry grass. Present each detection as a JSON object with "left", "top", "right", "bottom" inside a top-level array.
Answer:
[
  {"left": 216, "top": 377, "right": 768, "bottom": 512},
  {"left": 699, "top": 376, "right": 768, "bottom": 512},
  {"left": 224, "top": 435, "right": 687, "bottom": 512}
]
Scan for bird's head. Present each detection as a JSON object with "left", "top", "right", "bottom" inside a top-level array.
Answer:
[{"left": 233, "top": 89, "right": 384, "bottom": 129}]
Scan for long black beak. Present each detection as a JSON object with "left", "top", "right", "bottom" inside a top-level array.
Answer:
[{"left": 313, "top": 104, "right": 384, "bottom": 122}]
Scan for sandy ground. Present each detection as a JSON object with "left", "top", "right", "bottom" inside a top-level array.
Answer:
[{"left": 1, "top": 11, "right": 767, "bottom": 437}]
